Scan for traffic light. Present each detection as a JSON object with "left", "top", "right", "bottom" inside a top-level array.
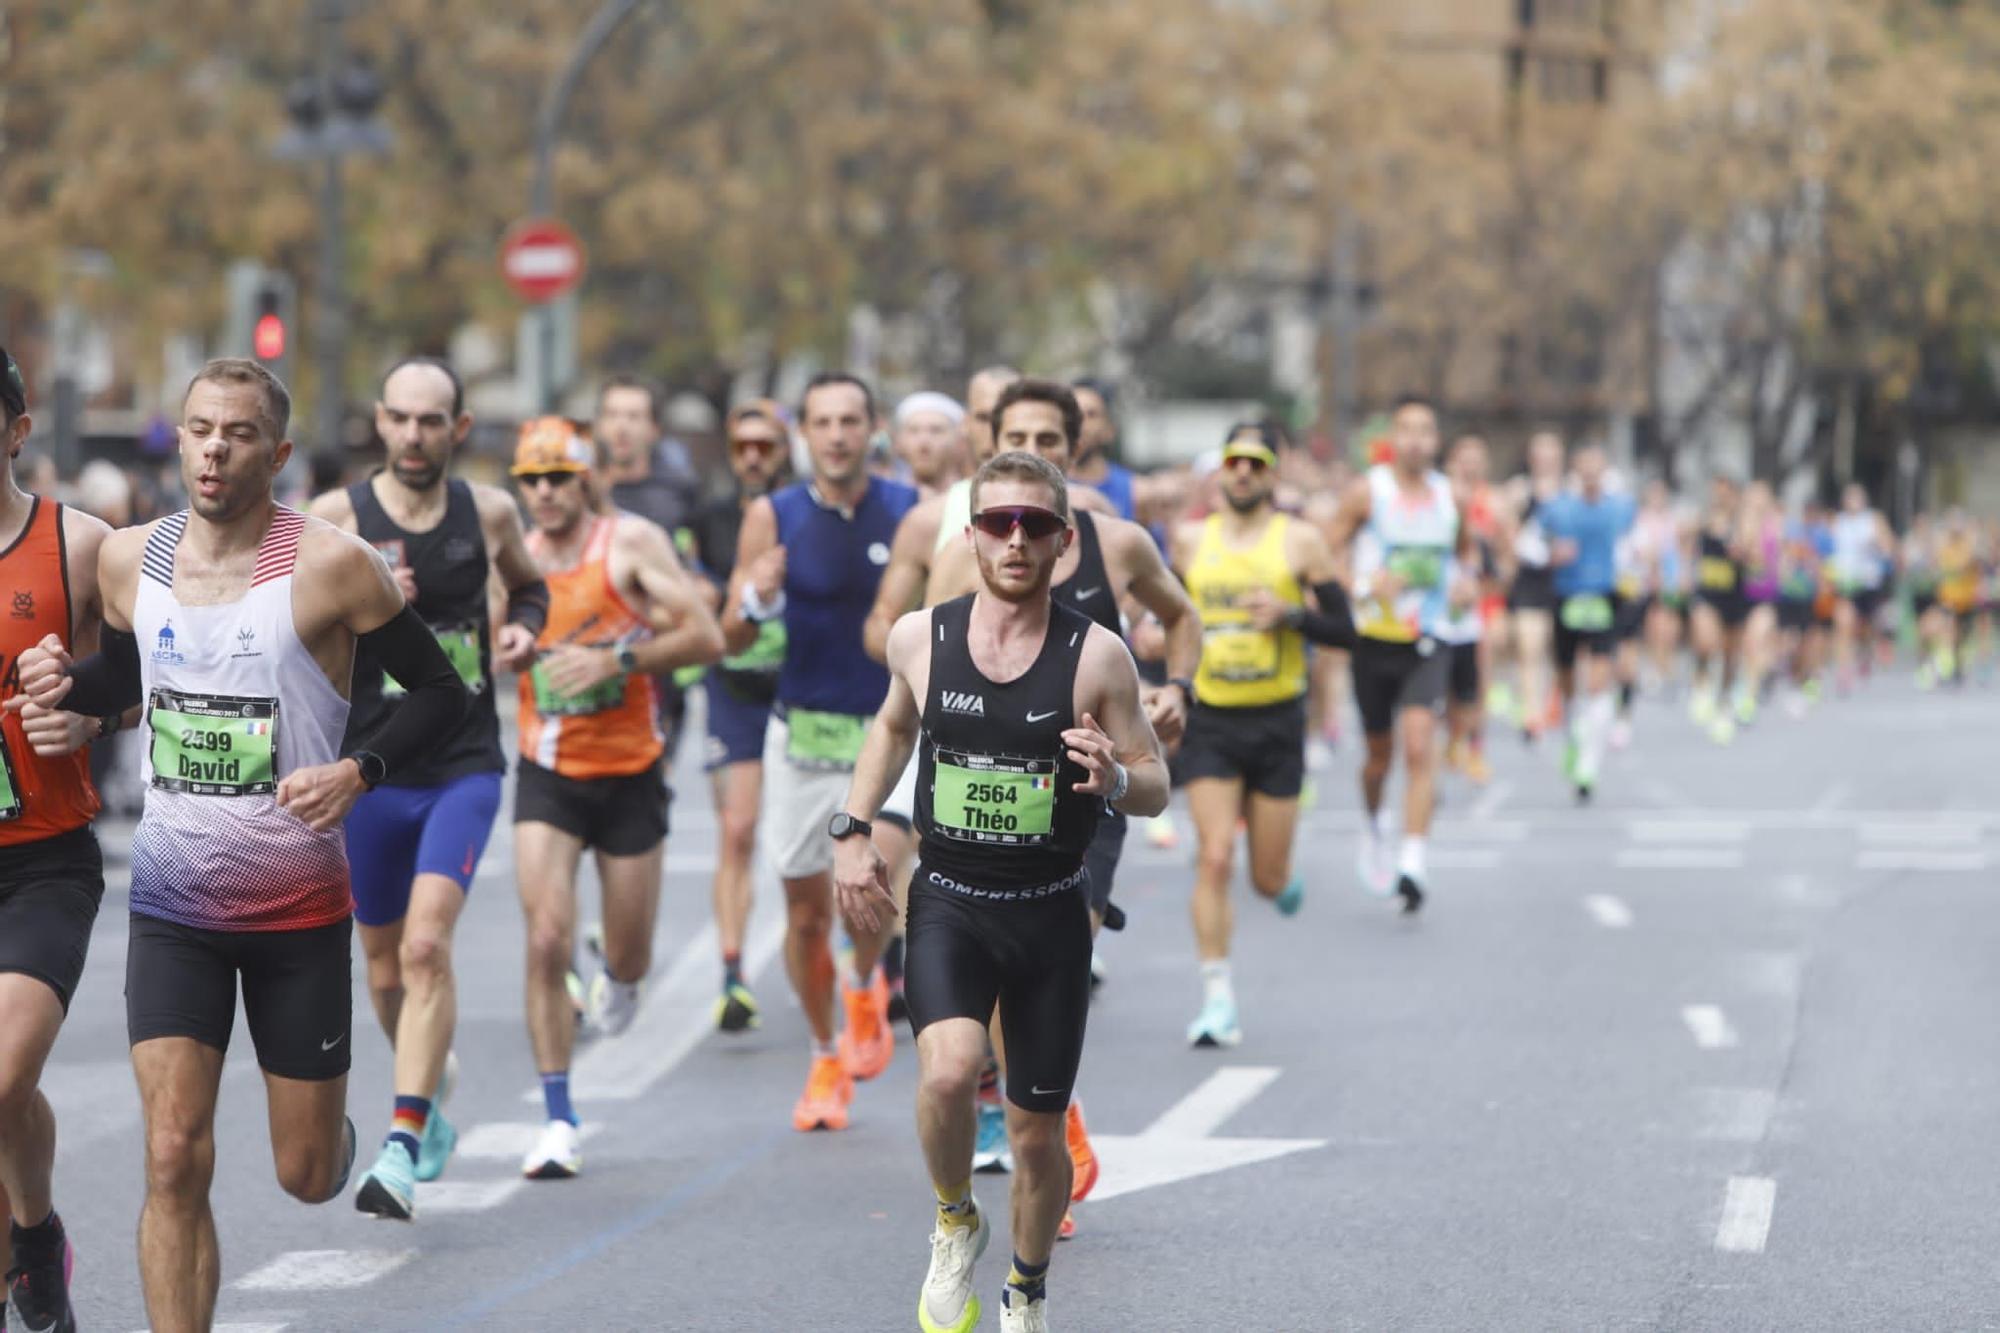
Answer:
[{"left": 224, "top": 261, "right": 296, "bottom": 389}]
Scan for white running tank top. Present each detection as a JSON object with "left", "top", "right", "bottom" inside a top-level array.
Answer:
[
  {"left": 933, "top": 477, "right": 974, "bottom": 557},
  {"left": 1829, "top": 512, "right": 1884, "bottom": 589},
  {"left": 130, "top": 507, "right": 353, "bottom": 932},
  {"left": 1353, "top": 465, "right": 1459, "bottom": 643}
]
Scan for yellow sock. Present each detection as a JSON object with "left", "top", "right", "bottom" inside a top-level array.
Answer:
[{"left": 935, "top": 1180, "right": 976, "bottom": 1230}]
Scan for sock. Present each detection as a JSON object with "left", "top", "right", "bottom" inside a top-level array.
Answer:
[
  {"left": 811, "top": 1036, "right": 838, "bottom": 1061},
  {"left": 722, "top": 951, "right": 743, "bottom": 990},
  {"left": 1368, "top": 805, "right": 1391, "bottom": 843},
  {"left": 1200, "top": 959, "right": 1232, "bottom": 1005},
  {"left": 934, "top": 1179, "right": 977, "bottom": 1230},
  {"left": 1619, "top": 680, "right": 1635, "bottom": 714},
  {"left": 849, "top": 961, "right": 874, "bottom": 992},
  {"left": 10, "top": 1211, "right": 58, "bottom": 1248},
  {"left": 1579, "top": 692, "right": 1615, "bottom": 781},
  {"left": 1006, "top": 1255, "right": 1049, "bottom": 1306},
  {"left": 1397, "top": 835, "right": 1427, "bottom": 885},
  {"left": 540, "top": 1071, "right": 577, "bottom": 1126},
  {"left": 388, "top": 1094, "right": 430, "bottom": 1163}
]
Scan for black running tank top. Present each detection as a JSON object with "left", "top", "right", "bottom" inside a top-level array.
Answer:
[
  {"left": 916, "top": 595, "right": 1100, "bottom": 891},
  {"left": 343, "top": 478, "right": 505, "bottom": 783},
  {"left": 1056, "top": 511, "right": 1123, "bottom": 638}
]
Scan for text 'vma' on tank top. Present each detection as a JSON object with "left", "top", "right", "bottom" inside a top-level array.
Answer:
[
  {"left": 1354, "top": 466, "right": 1458, "bottom": 644},
  {"left": 343, "top": 478, "right": 503, "bottom": 784},
  {"left": 1186, "top": 513, "right": 1307, "bottom": 708},
  {"left": 0, "top": 498, "right": 100, "bottom": 843},
  {"left": 519, "top": 517, "right": 663, "bottom": 780},
  {"left": 916, "top": 596, "right": 1100, "bottom": 894},
  {"left": 131, "top": 508, "right": 351, "bottom": 932},
  {"left": 1056, "top": 511, "right": 1124, "bottom": 638}
]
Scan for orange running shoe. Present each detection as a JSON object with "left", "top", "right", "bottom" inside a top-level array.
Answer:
[
  {"left": 1460, "top": 746, "right": 1492, "bottom": 786},
  {"left": 792, "top": 1054, "right": 854, "bottom": 1132},
  {"left": 1066, "top": 1100, "right": 1099, "bottom": 1202},
  {"left": 1057, "top": 1208, "right": 1077, "bottom": 1241},
  {"left": 838, "top": 968, "right": 895, "bottom": 1081}
]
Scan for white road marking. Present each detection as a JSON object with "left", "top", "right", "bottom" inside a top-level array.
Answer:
[
  {"left": 1859, "top": 823, "right": 1981, "bottom": 845},
  {"left": 456, "top": 1121, "right": 603, "bottom": 1160},
  {"left": 1142, "top": 1066, "right": 1282, "bottom": 1139},
  {"left": 1856, "top": 849, "right": 1990, "bottom": 872},
  {"left": 422, "top": 1178, "right": 526, "bottom": 1213},
  {"left": 1437, "top": 821, "right": 1530, "bottom": 844},
  {"left": 1617, "top": 848, "right": 1746, "bottom": 870},
  {"left": 1469, "top": 780, "right": 1514, "bottom": 821},
  {"left": 1429, "top": 848, "right": 1504, "bottom": 871},
  {"left": 1627, "top": 820, "right": 1751, "bottom": 844},
  {"left": 1737, "top": 951, "right": 1801, "bottom": 997},
  {"left": 1693, "top": 1089, "right": 1775, "bottom": 1142},
  {"left": 1714, "top": 1175, "right": 1777, "bottom": 1253},
  {"left": 1682, "top": 1004, "right": 1740, "bottom": 1050},
  {"left": 1809, "top": 782, "right": 1849, "bottom": 815},
  {"left": 233, "top": 1248, "right": 414, "bottom": 1291},
  {"left": 1582, "top": 894, "right": 1633, "bottom": 929},
  {"left": 129, "top": 1325, "right": 291, "bottom": 1333}
]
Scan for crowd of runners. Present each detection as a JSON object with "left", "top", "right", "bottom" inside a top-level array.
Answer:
[{"left": 0, "top": 342, "right": 1973, "bottom": 1332}]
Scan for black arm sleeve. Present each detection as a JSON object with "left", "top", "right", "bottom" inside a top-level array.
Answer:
[
  {"left": 62, "top": 626, "right": 144, "bottom": 716},
  {"left": 349, "top": 606, "right": 470, "bottom": 779},
  {"left": 1291, "top": 580, "right": 1357, "bottom": 648},
  {"left": 504, "top": 578, "right": 550, "bottom": 638}
]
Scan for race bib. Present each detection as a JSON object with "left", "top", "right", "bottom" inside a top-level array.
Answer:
[
  {"left": 1697, "top": 556, "right": 1737, "bottom": 592},
  {"left": 1201, "top": 625, "right": 1279, "bottom": 683},
  {"left": 149, "top": 690, "right": 277, "bottom": 796},
  {"left": 1560, "top": 594, "right": 1614, "bottom": 634},
  {"left": 529, "top": 656, "right": 626, "bottom": 718},
  {"left": 785, "top": 708, "right": 868, "bottom": 771},
  {"left": 1386, "top": 545, "right": 1446, "bottom": 591},
  {"left": 930, "top": 746, "right": 1056, "bottom": 846},
  {"left": 1358, "top": 597, "right": 1418, "bottom": 644},
  {"left": 384, "top": 620, "right": 485, "bottom": 699},
  {"left": 723, "top": 618, "right": 787, "bottom": 674},
  {"left": 0, "top": 730, "right": 21, "bottom": 821}
]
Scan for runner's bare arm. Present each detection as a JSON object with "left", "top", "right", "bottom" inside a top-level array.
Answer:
[
  {"left": 614, "top": 515, "right": 725, "bottom": 672},
  {"left": 833, "top": 609, "right": 931, "bottom": 932},
  {"left": 923, "top": 526, "right": 980, "bottom": 607},
  {"left": 865, "top": 498, "right": 943, "bottom": 661},
  {"left": 305, "top": 486, "right": 358, "bottom": 531},
  {"left": 1072, "top": 483, "right": 1116, "bottom": 518},
  {"left": 472, "top": 482, "right": 550, "bottom": 669},
  {"left": 721, "top": 496, "right": 780, "bottom": 656},
  {"left": 1068, "top": 626, "right": 1168, "bottom": 818}
]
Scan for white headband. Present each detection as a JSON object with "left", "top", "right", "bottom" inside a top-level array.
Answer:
[{"left": 894, "top": 391, "right": 965, "bottom": 429}]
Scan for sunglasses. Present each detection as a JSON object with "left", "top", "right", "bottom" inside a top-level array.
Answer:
[
  {"left": 972, "top": 506, "right": 1066, "bottom": 540},
  {"left": 1223, "top": 453, "right": 1270, "bottom": 473},
  {"left": 730, "top": 436, "right": 781, "bottom": 456},
  {"left": 517, "top": 471, "right": 579, "bottom": 490}
]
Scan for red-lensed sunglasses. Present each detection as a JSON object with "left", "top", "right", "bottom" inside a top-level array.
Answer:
[
  {"left": 971, "top": 506, "right": 1066, "bottom": 540},
  {"left": 730, "top": 436, "right": 781, "bottom": 456}
]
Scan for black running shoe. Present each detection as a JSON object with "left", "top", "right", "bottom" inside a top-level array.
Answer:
[
  {"left": 1575, "top": 782, "right": 1593, "bottom": 806},
  {"left": 885, "top": 982, "right": 909, "bottom": 1024},
  {"left": 7, "top": 1212, "right": 75, "bottom": 1333},
  {"left": 1395, "top": 874, "right": 1425, "bottom": 916}
]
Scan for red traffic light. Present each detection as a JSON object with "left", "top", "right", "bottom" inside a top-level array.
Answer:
[{"left": 253, "top": 313, "right": 287, "bottom": 361}]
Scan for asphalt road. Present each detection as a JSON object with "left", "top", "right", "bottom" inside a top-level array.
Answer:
[{"left": 34, "top": 677, "right": 2000, "bottom": 1331}]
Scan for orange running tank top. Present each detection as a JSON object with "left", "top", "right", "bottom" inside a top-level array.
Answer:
[
  {"left": 0, "top": 499, "right": 101, "bottom": 844},
  {"left": 518, "top": 517, "right": 663, "bottom": 779}
]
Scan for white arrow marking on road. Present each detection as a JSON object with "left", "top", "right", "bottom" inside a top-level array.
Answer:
[
  {"left": 234, "top": 1249, "right": 414, "bottom": 1291},
  {"left": 1714, "top": 1175, "right": 1776, "bottom": 1253},
  {"left": 1583, "top": 894, "right": 1633, "bottom": 929},
  {"left": 1088, "top": 1066, "right": 1324, "bottom": 1203},
  {"left": 1682, "top": 1004, "right": 1739, "bottom": 1050}
]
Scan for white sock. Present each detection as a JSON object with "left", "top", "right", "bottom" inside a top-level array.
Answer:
[
  {"left": 608, "top": 977, "right": 639, "bottom": 1005},
  {"left": 850, "top": 964, "right": 874, "bottom": 991},
  {"left": 1397, "top": 836, "right": 1427, "bottom": 885},
  {"left": 1579, "top": 692, "right": 1615, "bottom": 781},
  {"left": 811, "top": 1037, "right": 837, "bottom": 1060},
  {"left": 1370, "top": 806, "right": 1392, "bottom": 842},
  {"left": 1200, "top": 960, "right": 1233, "bottom": 1004}
]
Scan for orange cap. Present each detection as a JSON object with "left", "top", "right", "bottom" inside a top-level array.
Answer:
[{"left": 511, "top": 416, "right": 594, "bottom": 475}]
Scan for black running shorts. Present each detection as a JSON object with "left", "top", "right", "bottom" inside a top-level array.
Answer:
[
  {"left": 126, "top": 914, "right": 353, "bottom": 1081},
  {"left": 1508, "top": 567, "right": 1557, "bottom": 613},
  {"left": 1082, "top": 808, "right": 1127, "bottom": 914},
  {"left": 903, "top": 866, "right": 1092, "bottom": 1115},
  {"left": 513, "top": 758, "right": 670, "bottom": 856},
  {"left": 1176, "top": 697, "right": 1306, "bottom": 798},
  {"left": 0, "top": 826, "right": 104, "bottom": 1013},
  {"left": 1447, "top": 640, "right": 1481, "bottom": 705},
  {"left": 1350, "top": 638, "right": 1449, "bottom": 737},
  {"left": 1777, "top": 597, "right": 1816, "bottom": 633}
]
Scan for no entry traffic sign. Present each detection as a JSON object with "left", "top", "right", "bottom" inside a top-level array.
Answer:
[{"left": 501, "top": 218, "right": 587, "bottom": 304}]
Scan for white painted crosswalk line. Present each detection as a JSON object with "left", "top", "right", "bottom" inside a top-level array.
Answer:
[
  {"left": 1582, "top": 894, "right": 1633, "bottom": 929},
  {"left": 1714, "top": 1175, "right": 1777, "bottom": 1253},
  {"left": 233, "top": 1249, "right": 414, "bottom": 1291},
  {"left": 1855, "top": 849, "right": 1989, "bottom": 872},
  {"left": 1617, "top": 848, "right": 1745, "bottom": 870},
  {"left": 1429, "top": 848, "right": 1503, "bottom": 871},
  {"left": 423, "top": 1178, "right": 526, "bottom": 1213},
  {"left": 1628, "top": 819, "right": 1751, "bottom": 844},
  {"left": 1681, "top": 1004, "right": 1739, "bottom": 1050},
  {"left": 131, "top": 1325, "right": 290, "bottom": 1333},
  {"left": 455, "top": 1121, "right": 602, "bottom": 1161},
  {"left": 1859, "top": 822, "right": 1980, "bottom": 845}
]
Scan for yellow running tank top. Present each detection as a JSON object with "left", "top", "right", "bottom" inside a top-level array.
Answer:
[{"left": 1188, "top": 513, "right": 1308, "bottom": 708}]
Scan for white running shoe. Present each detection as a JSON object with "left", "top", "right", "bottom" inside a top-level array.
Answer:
[
  {"left": 1609, "top": 717, "right": 1633, "bottom": 750},
  {"left": 1355, "top": 834, "right": 1394, "bottom": 897},
  {"left": 1305, "top": 737, "right": 1333, "bottom": 773},
  {"left": 588, "top": 972, "right": 641, "bottom": 1037},
  {"left": 1000, "top": 1288, "right": 1050, "bottom": 1333},
  {"left": 521, "top": 1119, "right": 581, "bottom": 1180},
  {"left": 918, "top": 1203, "right": 990, "bottom": 1333}
]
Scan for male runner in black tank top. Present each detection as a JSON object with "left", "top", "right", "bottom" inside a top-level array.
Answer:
[
  {"left": 834, "top": 450, "right": 1167, "bottom": 1333},
  {"left": 307, "top": 358, "right": 550, "bottom": 1220}
]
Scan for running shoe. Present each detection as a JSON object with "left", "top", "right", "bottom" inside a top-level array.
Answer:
[
  {"left": 1460, "top": 747, "right": 1493, "bottom": 785},
  {"left": 1057, "top": 1208, "right": 1077, "bottom": 1241},
  {"left": 1396, "top": 874, "right": 1426, "bottom": 916},
  {"left": 1733, "top": 692, "right": 1757, "bottom": 726},
  {"left": 792, "top": 1055, "right": 854, "bottom": 1132},
  {"left": 838, "top": 968, "right": 895, "bottom": 1081},
  {"left": 1274, "top": 875, "right": 1305, "bottom": 916},
  {"left": 1299, "top": 774, "right": 1318, "bottom": 809},
  {"left": 1145, "top": 812, "right": 1180, "bottom": 850},
  {"left": 973, "top": 1097, "right": 1012, "bottom": 1173},
  {"left": 354, "top": 1141, "right": 418, "bottom": 1221},
  {"left": 1562, "top": 738, "right": 1580, "bottom": 786},
  {"left": 1066, "top": 1100, "right": 1099, "bottom": 1201},
  {"left": 1186, "top": 992, "right": 1243, "bottom": 1048},
  {"left": 1609, "top": 717, "right": 1633, "bottom": 750},
  {"left": 715, "top": 980, "right": 762, "bottom": 1033},
  {"left": 1355, "top": 834, "right": 1394, "bottom": 897},
  {"left": 1089, "top": 948, "right": 1107, "bottom": 991},
  {"left": 5, "top": 1212, "right": 75, "bottom": 1333},
  {"left": 415, "top": 1050, "right": 459, "bottom": 1183},
  {"left": 588, "top": 971, "right": 641, "bottom": 1038},
  {"left": 887, "top": 976, "right": 909, "bottom": 1024},
  {"left": 564, "top": 967, "right": 587, "bottom": 1024},
  {"left": 1707, "top": 715, "right": 1736, "bottom": 746},
  {"left": 1574, "top": 781, "right": 1593, "bottom": 806},
  {"left": 1000, "top": 1286, "right": 1050, "bottom": 1332},
  {"left": 1689, "top": 689, "right": 1717, "bottom": 726},
  {"left": 521, "top": 1119, "right": 582, "bottom": 1179},
  {"left": 917, "top": 1201, "right": 989, "bottom": 1333},
  {"left": 1305, "top": 737, "right": 1333, "bottom": 773}
]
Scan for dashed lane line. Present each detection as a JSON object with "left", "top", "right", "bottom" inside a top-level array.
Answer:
[
  {"left": 1714, "top": 1175, "right": 1777, "bottom": 1253},
  {"left": 1855, "top": 849, "right": 1990, "bottom": 872},
  {"left": 232, "top": 1248, "right": 415, "bottom": 1291},
  {"left": 1582, "top": 894, "right": 1633, "bottom": 929},
  {"left": 1617, "top": 848, "right": 1746, "bottom": 870},
  {"left": 1682, "top": 1004, "right": 1740, "bottom": 1050}
]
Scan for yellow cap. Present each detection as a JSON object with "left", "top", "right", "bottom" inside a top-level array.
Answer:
[
  {"left": 1221, "top": 437, "right": 1278, "bottom": 467},
  {"left": 511, "top": 416, "right": 595, "bottom": 475}
]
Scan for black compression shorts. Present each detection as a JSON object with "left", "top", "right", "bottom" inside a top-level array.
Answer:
[
  {"left": 513, "top": 758, "right": 670, "bottom": 856},
  {"left": 1350, "top": 638, "right": 1449, "bottom": 737},
  {"left": 126, "top": 914, "right": 353, "bottom": 1081},
  {"left": 1447, "top": 640, "right": 1481, "bottom": 705},
  {"left": 0, "top": 826, "right": 104, "bottom": 1013},
  {"left": 903, "top": 866, "right": 1091, "bottom": 1115},
  {"left": 1082, "top": 808, "right": 1127, "bottom": 913}
]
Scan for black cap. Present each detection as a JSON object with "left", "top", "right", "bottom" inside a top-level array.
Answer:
[{"left": 0, "top": 346, "right": 24, "bottom": 423}]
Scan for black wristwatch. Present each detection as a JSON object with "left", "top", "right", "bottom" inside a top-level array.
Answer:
[
  {"left": 615, "top": 645, "right": 639, "bottom": 673},
  {"left": 827, "top": 812, "right": 873, "bottom": 841},
  {"left": 96, "top": 713, "right": 119, "bottom": 739},
  {"left": 350, "top": 749, "right": 388, "bottom": 791},
  {"left": 1167, "top": 677, "right": 1195, "bottom": 705}
]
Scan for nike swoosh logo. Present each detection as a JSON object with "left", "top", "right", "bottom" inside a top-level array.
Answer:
[
  {"left": 1026, "top": 710, "right": 1058, "bottom": 723},
  {"left": 321, "top": 1034, "right": 346, "bottom": 1051},
  {"left": 1073, "top": 586, "right": 1102, "bottom": 599},
  {"left": 1030, "top": 1084, "right": 1066, "bottom": 1097}
]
